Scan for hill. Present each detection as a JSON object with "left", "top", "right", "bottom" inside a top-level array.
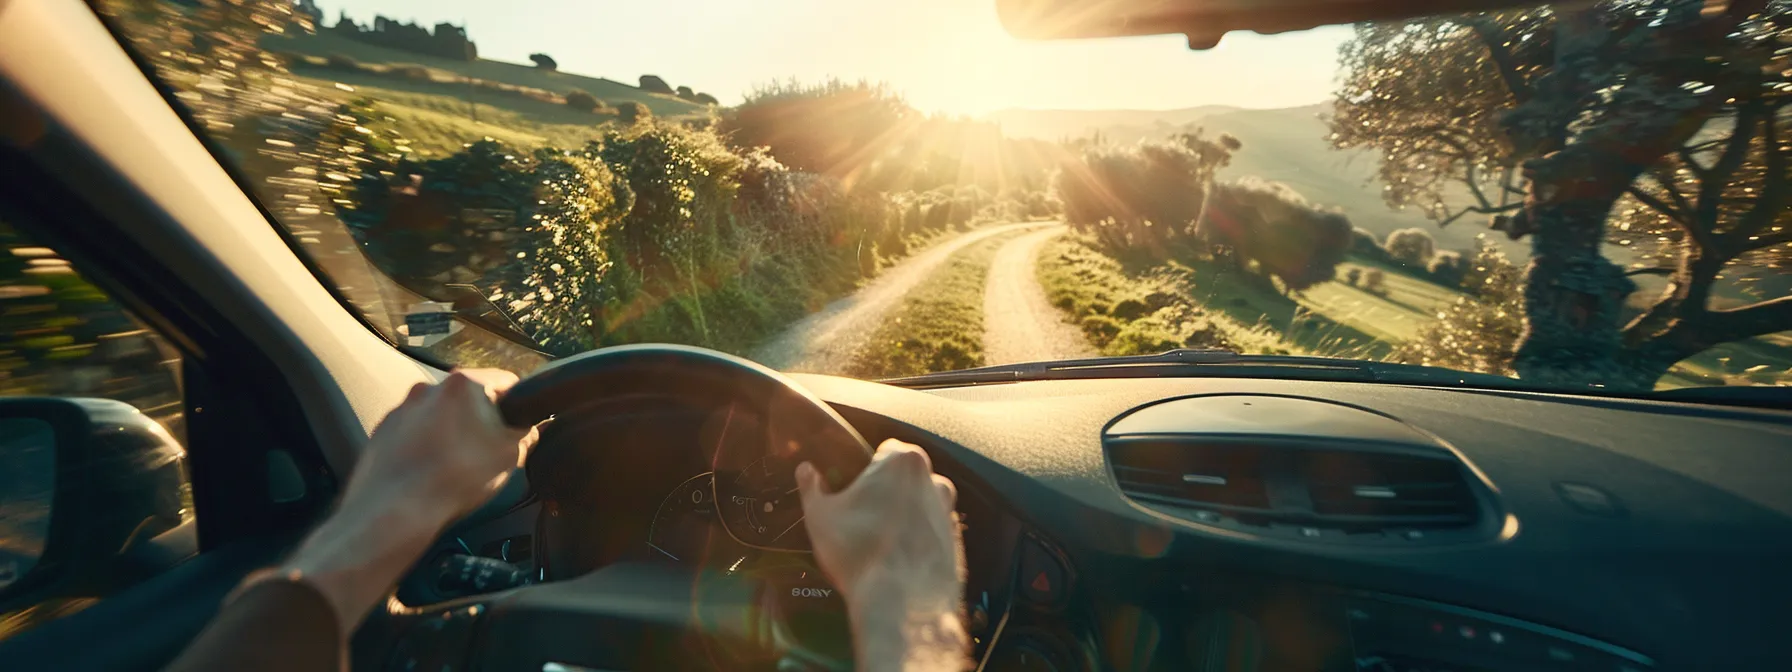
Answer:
[
  {"left": 986, "top": 105, "right": 1240, "bottom": 142},
  {"left": 263, "top": 31, "right": 706, "bottom": 119}
]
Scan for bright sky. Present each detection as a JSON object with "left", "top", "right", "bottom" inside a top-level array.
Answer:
[{"left": 313, "top": 0, "right": 1352, "bottom": 116}]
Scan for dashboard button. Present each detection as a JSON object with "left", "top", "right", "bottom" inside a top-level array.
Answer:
[{"left": 1017, "top": 538, "right": 1066, "bottom": 607}]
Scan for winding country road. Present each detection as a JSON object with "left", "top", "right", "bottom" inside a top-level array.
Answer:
[
  {"left": 749, "top": 221, "right": 1051, "bottom": 373},
  {"left": 982, "top": 225, "right": 1097, "bottom": 366}
]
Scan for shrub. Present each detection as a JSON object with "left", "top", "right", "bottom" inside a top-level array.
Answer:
[
  {"left": 1349, "top": 227, "right": 1392, "bottom": 262},
  {"left": 1199, "top": 179, "right": 1354, "bottom": 292},
  {"left": 1363, "top": 269, "right": 1387, "bottom": 294},
  {"left": 1392, "top": 237, "right": 1523, "bottom": 375},
  {"left": 1383, "top": 227, "right": 1436, "bottom": 267},
  {"left": 638, "top": 75, "right": 674, "bottom": 94},
  {"left": 564, "top": 90, "right": 600, "bottom": 112},
  {"left": 1344, "top": 268, "right": 1362, "bottom": 286},
  {"left": 529, "top": 53, "right": 557, "bottom": 70},
  {"left": 675, "top": 85, "right": 696, "bottom": 100},
  {"left": 1427, "top": 250, "right": 1468, "bottom": 287},
  {"left": 618, "top": 102, "right": 651, "bottom": 124},
  {"left": 1111, "top": 297, "right": 1150, "bottom": 320},
  {"left": 694, "top": 92, "right": 719, "bottom": 106},
  {"left": 1079, "top": 314, "right": 1122, "bottom": 346},
  {"left": 1054, "top": 131, "right": 1235, "bottom": 252}
]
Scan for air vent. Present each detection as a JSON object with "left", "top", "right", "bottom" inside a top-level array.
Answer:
[
  {"left": 1109, "top": 441, "right": 1270, "bottom": 511},
  {"left": 1301, "top": 451, "right": 1477, "bottom": 529}
]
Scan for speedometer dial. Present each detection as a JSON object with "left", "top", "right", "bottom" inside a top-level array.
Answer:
[
  {"left": 716, "top": 456, "right": 810, "bottom": 550},
  {"left": 646, "top": 473, "right": 718, "bottom": 564}
]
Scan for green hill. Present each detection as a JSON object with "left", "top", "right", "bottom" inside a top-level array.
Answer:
[{"left": 264, "top": 31, "right": 706, "bottom": 119}]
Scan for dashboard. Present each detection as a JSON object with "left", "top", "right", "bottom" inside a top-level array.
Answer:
[{"left": 423, "top": 374, "right": 1792, "bottom": 671}]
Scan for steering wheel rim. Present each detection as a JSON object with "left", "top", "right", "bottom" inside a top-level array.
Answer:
[
  {"left": 501, "top": 343, "right": 875, "bottom": 497},
  {"left": 445, "top": 344, "right": 871, "bottom": 670}
]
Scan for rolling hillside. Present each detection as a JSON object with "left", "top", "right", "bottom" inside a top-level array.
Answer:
[
  {"left": 988, "top": 103, "right": 1520, "bottom": 257},
  {"left": 263, "top": 31, "right": 706, "bottom": 118}
]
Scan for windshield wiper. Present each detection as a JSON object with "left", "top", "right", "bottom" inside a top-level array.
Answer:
[{"left": 879, "top": 348, "right": 1526, "bottom": 389}]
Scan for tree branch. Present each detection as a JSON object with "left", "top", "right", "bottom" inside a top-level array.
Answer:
[
  {"left": 1625, "top": 186, "right": 1690, "bottom": 227},
  {"left": 1438, "top": 201, "right": 1524, "bottom": 227},
  {"left": 1623, "top": 267, "right": 1677, "bottom": 277},
  {"left": 1721, "top": 108, "right": 1788, "bottom": 255},
  {"left": 1466, "top": 17, "right": 1532, "bottom": 102},
  {"left": 1703, "top": 294, "right": 1792, "bottom": 347}
]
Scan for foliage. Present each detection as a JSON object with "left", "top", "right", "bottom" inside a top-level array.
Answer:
[
  {"left": 1363, "top": 269, "right": 1387, "bottom": 294},
  {"left": 1427, "top": 250, "right": 1468, "bottom": 288},
  {"left": 1054, "top": 131, "right": 1237, "bottom": 253},
  {"left": 564, "top": 89, "right": 600, "bottom": 112},
  {"left": 618, "top": 102, "right": 651, "bottom": 125},
  {"left": 1344, "top": 268, "right": 1363, "bottom": 287},
  {"left": 638, "top": 75, "right": 674, "bottom": 95},
  {"left": 329, "top": 12, "right": 477, "bottom": 61},
  {"left": 720, "top": 79, "right": 913, "bottom": 180},
  {"left": 1331, "top": 2, "right": 1792, "bottom": 388},
  {"left": 1382, "top": 227, "right": 1437, "bottom": 268},
  {"left": 1198, "top": 179, "right": 1355, "bottom": 292},
  {"left": 529, "top": 53, "right": 557, "bottom": 70},
  {"left": 694, "top": 92, "right": 720, "bottom": 106},
  {"left": 1392, "top": 237, "right": 1524, "bottom": 375}
]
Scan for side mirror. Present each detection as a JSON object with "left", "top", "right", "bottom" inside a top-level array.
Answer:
[{"left": 0, "top": 398, "right": 189, "bottom": 613}]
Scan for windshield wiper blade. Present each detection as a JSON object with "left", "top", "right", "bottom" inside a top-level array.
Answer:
[{"left": 879, "top": 348, "right": 1524, "bottom": 388}]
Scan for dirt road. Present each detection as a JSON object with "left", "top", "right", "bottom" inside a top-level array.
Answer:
[
  {"left": 750, "top": 221, "right": 1051, "bottom": 373},
  {"left": 982, "top": 225, "right": 1097, "bottom": 366}
]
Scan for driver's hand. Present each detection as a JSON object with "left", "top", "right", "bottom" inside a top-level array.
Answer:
[
  {"left": 344, "top": 369, "right": 537, "bottom": 521},
  {"left": 796, "top": 439, "right": 968, "bottom": 672}
]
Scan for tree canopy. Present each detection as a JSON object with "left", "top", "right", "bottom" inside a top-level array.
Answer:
[{"left": 1330, "top": 1, "right": 1792, "bottom": 389}]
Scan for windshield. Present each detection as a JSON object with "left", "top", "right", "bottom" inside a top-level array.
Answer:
[{"left": 93, "top": 0, "right": 1790, "bottom": 393}]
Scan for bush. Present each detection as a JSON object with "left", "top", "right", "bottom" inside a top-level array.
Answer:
[
  {"left": 1054, "top": 131, "right": 1235, "bottom": 252},
  {"left": 1344, "top": 268, "right": 1362, "bottom": 286},
  {"left": 1392, "top": 237, "right": 1523, "bottom": 375},
  {"left": 1383, "top": 227, "right": 1436, "bottom": 267},
  {"left": 1199, "top": 179, "right": 1353, "bottom": 291},
  {"left": 694, "top": 92, "right": 719, "bottom": 106},
  {"left": 1363, "top": 269, "right": 1387, "bottom": 294},
  {"left": 1427, "top": 250, "right": 1468, "bottom": 287},
  {"left": 529, "top": 53, "right": 557, "bottom": 70},
  {"left": 1080, "top": 314, "right": 1123, "bottom": 346},
  {"left": 638, "top": 75, "right": 674, "bottom": 95},
  {"left": 1111, "top": 297, "right": 1150, "bottom": 320},
  {"left": 618, "top": 102, "right": 651, "bottom": 124},
  {"left": 564, "top": 90, "right": 600, "bottom": 112},
  {"left": 1349, "top": 227, "right": 1391, "bottom": 262},
  {"left": 676, "top": 85, "right": 696, "bottom": 100}
]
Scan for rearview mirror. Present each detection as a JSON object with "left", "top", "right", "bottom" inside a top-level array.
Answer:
[
  {"left": 994, "top": 0, "right": 1543, "bottom": 48},
  {"left": 0, "top": 398, "right": 190, "bottom": 614}
]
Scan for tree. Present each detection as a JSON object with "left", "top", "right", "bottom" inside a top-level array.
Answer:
[
  {"left": 564, "top": 89, "right": 599, "bottom": 112},
  {"left": 694, "top": 92, "right": 719, "bottom": 106},
  {"left": 529, "top": 53, "right": 557, "bottom": 70},
  {"left": 618, "top": 102, "right": 651, "bottom": 125},
  {"left": 1054, "top": 130, "right": 1237, "bottom": 252},
  {"left": 675, "top": 85, "right": 696, "bottom": 101},
  {"left": 1329, "top": 2, "right": 1792, "bottom": 389},
  {"left": 638, "top": 75, "right": 674, "bottom": 95},
  {"left": 1383, "top": 228, "right": 1437, "bottom": 267},
  {"left": 718, "top": 79, "right": 914, "bottom": 179},
  {"left": 1198, "top": 179, "right": 1354, "bottom": 292}
]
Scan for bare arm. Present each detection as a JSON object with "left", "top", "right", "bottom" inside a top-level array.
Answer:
[{"left": 798, "top": 440, "right": 970, "bottom": 672}]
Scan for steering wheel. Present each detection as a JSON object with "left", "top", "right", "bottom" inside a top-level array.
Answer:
[{"left": 368, "top": 345, "right": 875, "bottom": 672}]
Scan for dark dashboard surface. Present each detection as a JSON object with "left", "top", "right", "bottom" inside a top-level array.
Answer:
[
  {"left": 786, "top": 373, "right": 1792, "bottom": 671},
  {"left": 433, "top": 374, "right": 1791, "bottom": 671}
]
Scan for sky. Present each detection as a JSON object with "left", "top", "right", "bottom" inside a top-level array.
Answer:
[{"left": 313, "top": 0, "right": 1353, "bottom": 116}]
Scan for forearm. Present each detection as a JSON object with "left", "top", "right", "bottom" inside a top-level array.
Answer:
[
  {"left": 847, "top": 588, "right": 970, "bottom": 672},
  {"left": 279, "top": 492, "right": 449, "bottom": 637}
]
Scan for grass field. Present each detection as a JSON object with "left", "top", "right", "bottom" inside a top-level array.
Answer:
[
  {"left": 265, "top": 31, "right": 704, "bottom": 117},
  {"left": 845, "top": 232, "right": 1026, "bottom": 379}
]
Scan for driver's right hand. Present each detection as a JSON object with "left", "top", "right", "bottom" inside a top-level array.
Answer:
[{"left": 796, "top": 439, "right": 968, "bottom": 671}]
